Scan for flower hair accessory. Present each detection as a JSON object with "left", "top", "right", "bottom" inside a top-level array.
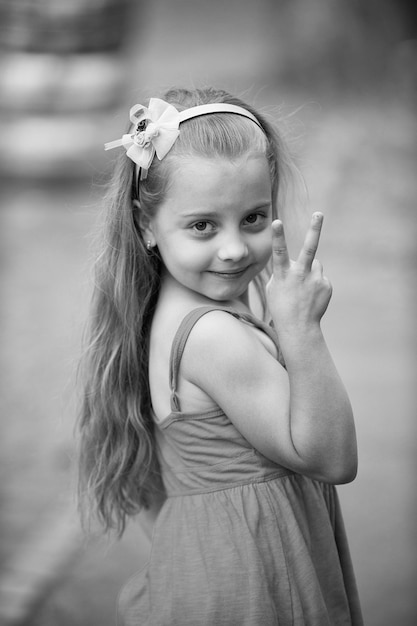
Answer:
[
  {"left": 105, "top": 98, "right": 263, "bottom": 180},
  {"left": 105, "top": 98, "right": 181, "bottom": 179}
]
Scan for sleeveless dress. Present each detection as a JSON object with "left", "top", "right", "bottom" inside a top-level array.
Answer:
[{"left": 118, "top": 306, "right": 363, "bottom": 626}]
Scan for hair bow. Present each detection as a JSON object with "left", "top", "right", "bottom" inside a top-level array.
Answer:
[{"left": 104, "top": 98, "right": 181, "bottom": 176}]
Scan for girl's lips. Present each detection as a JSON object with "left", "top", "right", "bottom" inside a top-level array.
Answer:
[{"left": 207, "top": 266, "right": 249, "bottom": 277}]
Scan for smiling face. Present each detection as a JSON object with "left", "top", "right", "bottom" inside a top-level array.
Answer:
[{"left": 142, "top": 153, "right": 273, "bottom": 306}]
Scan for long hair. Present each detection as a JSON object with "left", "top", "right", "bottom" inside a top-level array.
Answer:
[{"left": 77, "top": 87, "right": 296, "bottom": 535}]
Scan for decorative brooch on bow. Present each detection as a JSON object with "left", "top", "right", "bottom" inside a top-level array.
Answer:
[{"left": 104, "top": 98, "right": 181, "bottom": 179}]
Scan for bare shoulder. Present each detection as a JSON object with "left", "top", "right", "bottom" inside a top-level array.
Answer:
[
  {"left": 180, "top": 309, "right": 277, "bottom": 384},
  {"left": 186, "top": 309, "right": 257, "bottom": 350}
]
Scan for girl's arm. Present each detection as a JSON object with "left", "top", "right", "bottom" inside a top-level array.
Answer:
[
  {"left": 265, "top": 212, "right": 357, "bottom": 483},
  {"left": 181, "top": 214, "right": 357, "bottom": 484}
]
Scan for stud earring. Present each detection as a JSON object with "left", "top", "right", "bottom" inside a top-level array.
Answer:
[{"left": 146, "top": 240, "right": 152, "bottom": 250}]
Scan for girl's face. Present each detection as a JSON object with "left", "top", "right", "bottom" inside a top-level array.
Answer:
[{"left": 144, "top": 154, "right": 273, "bottom": 305}]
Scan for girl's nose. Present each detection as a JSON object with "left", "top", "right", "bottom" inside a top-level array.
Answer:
[{"left": 217, "top": 233, "right": 249, "bottom": 262}]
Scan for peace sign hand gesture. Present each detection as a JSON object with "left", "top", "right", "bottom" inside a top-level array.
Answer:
[{"left": 266, "top": 213, "right": 332, "bottom": 338}]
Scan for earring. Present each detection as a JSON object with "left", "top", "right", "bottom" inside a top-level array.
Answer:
[{"left": 146, "top": 240, "right": 153, "bottom": 251}]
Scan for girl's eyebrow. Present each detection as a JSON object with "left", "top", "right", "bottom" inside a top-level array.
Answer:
[
  {"left": 179, "top": 209, "right": 220, "bottom": 219},
  {"left": 180, "top": 202, "right": 272, "bottom": 219}
]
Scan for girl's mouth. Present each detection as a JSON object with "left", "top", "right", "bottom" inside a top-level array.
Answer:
[{"left": 208, "top": 267, "right": 249, "bottom": 278}]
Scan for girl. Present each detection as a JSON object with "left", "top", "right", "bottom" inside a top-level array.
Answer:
[{"left": 78, "top": 87, "right": 363, "bottom": 625}]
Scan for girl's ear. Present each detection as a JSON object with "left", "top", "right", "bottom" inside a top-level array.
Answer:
[{"left": 133, "top": 199, "right": 156, "bottom": 247}]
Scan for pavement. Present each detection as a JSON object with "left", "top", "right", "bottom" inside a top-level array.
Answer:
[{"left": 0, "top": 84, "right": 416, "bottom": 625}]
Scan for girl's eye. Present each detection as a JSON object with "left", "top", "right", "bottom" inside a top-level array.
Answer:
[
  {"left": 191, "top": 221, "right": 215, "bottom": 234},
  {"left": 244, "top": 213, "right": 266, "bottom": 226},
  {"left": 194, "top": 222, "right": 208, "bottom": 231}
]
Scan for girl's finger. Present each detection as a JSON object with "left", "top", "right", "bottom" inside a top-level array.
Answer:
[
  {"left": 311, "top": 258, "right": 324, "bottom": 276},
  {"left": 271, "top": 219, "right": 290, "bottom": 275},
  {"left": 297, "top": 213, "right": 323, "bottom": 272}
]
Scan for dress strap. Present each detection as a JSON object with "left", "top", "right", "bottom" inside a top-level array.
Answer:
[{"left": 169, "top": 306, "right": 283, "bottom": 413}]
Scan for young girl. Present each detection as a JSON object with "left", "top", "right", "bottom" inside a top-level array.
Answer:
[{"left": 78, "top": 87, "right": 363, "bottom": 625}]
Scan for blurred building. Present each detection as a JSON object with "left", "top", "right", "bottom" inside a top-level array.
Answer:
[
  {"left": 0, "top": 0, "right": 414, "bottom": 181},
  {"left": 0, "top": 0, "right": 139, "bottom": 178}
]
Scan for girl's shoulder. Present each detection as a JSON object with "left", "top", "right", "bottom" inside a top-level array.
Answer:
[
  {"left": 178, "top": 306, "right": 279, "bottom": 372},
  {"left": 149, "top": 304, "right": 272, "bottom": 420}
]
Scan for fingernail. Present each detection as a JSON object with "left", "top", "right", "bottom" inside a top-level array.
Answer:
[{"left": 313, "top": 212, "right": 323, "bottom": 221}]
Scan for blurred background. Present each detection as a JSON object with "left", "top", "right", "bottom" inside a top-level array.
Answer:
[{"left": 0, "top": 0, "right": 415, "bottom": 624}]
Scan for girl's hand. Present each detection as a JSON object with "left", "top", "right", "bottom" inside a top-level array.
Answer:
[{"left": 266, "top": 213, "right": 332, "bottom": 335}]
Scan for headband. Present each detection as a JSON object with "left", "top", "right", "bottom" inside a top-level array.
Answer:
[{"left": 104, "top": 98, "right": 263, "bottom": 181}]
